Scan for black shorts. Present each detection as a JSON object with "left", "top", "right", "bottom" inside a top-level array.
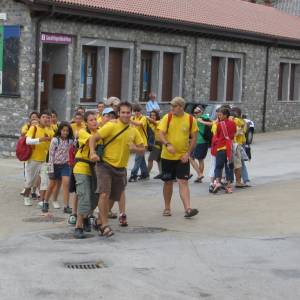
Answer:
[
  {"left": 161, "top": 158, "right": 190, "bottom": 181},
  {"left": 191, "top": 143, "right": 209, "bottom": 160}
]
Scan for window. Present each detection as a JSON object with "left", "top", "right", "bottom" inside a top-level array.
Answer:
[
  {"left": 162, "top": 52, "right": 174, "bottom": 102},
  {"left": 210, "top": 54, "right": 242, "bottom": 102},
  {"left": 80, "top": 46, "right": 97, "bottom": 102},
  {"left": 0, "top": 25, "right": 20, "bottom": 96},
  {"left": 278, "top": 62, "right": 300, "bottom": 101},
  {"left": 107, "top": 48, "right": 123, "bottom": 99},
  {"left": 140, "top": 51, "right": 153, "bottom": 102}
]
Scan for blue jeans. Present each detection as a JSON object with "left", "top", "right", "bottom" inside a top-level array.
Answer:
[
  {"left": 131, "top": 154, "right": 149, "bottom": 177},
  {"left": 241, "top": 159, "right": 250, "bottom": 183}
]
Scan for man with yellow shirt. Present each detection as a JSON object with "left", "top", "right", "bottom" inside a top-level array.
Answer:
[
  {"left": 129, "top": 104, "right": 149, "bottom": 182},
  {"left": 96, "top": 101, "right": 105, "bottom": 126},
  {"left": 158, "top": 97, "right": 199, "bottom": 218},
  {"left": 71, "top": 112, "right": 85, "bottom": 139},
  {"left": 89, "top": 102, "right": 145, "bottom": 237},
  {"left": 23, "top": 112, "right": 53, "bottom": 206}
]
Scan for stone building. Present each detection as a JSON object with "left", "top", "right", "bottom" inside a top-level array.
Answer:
[{"left": 0, "top": 0, "right": 300, "bottom": 156}]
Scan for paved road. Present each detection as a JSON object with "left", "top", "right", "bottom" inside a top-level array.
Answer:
[{"left": 0, "top": 129, "right": 300, "bottom": 300}]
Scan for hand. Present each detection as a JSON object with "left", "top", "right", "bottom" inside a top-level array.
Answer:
[
  {"left": 40, "top": 136, "right": 51, "bottom": 142},
  {"left": 180, "top": 153, "right": 190, "bottom": 163},
  {"left": 166, "top": 144, "right": 176, "bottom": 154},
  {"left": 90, "top": 152, "right": 100, "bottom": 162},
  {"left": 128, "top": 143, "right": 137, "bottom": 153}
]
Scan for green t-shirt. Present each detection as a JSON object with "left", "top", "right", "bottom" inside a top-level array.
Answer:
[{"left": 196, "top": 114, "right": 210, "bottom": 144}]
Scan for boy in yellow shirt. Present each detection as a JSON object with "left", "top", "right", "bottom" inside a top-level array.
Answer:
[
  {"left": 23, "top": 112, "right": 53, "bottom": 206},
  {"left": 89, "top": 102, "right": 145, "bottom": 237},
  {"left": 158, "top": 97, "right": 199, "bottom": 218}
]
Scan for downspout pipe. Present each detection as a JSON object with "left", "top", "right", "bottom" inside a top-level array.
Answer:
[
  {"left": 262, "top": 45, "right": 270, "bottom": 132},
  {"left": 34, "top": 5, "right": 55, "bottom": 111}
]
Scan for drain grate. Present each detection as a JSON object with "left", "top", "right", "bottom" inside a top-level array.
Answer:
[
  {"left": 115, "top": 226, "right": 167, "bottom": 234},
  {"left": 45, "top": 232, "right": 94, "bottom": 240},
  {"left": 65, "top": 261, "right": 106, "bottom": 270},
  {"left": 23, "top": 216, "right": 65, "bottom": 223}
]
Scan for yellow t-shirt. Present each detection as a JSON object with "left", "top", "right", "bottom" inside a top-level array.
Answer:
[
  {"left": 51, "top": 123, "right": 58, "bottom": 134},
  {"left": 97, "top": 116, "right": 103, "bottom": 126},
  {"left": 21, "top": 123, "right": 30, "bottom": 135},
  {"left": 149, "top": 121, "right": 161, "bottom": 148},
  {"left": 233, "top": 118, "right": 246, "bottom": 145},
  {"left": 26, "top": 125, "right": 54, "bottom": 162},
  {"left": 131, "top": 115, "right": 148, "bottom": 146},
  {"left": 158, "top": 113, "right": 198, "bottom": 160},
  {"left": 99, "top": 119, "right": 144, "bottom": 168},
  {"left": 73, "top": 129, "right": 98, "bottom": 176},
  {"left": 71, "top": 123, "right": 86, "bottom": 138}
]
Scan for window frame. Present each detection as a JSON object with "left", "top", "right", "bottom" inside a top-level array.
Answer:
[{"left": 209, "top": 51, "right": 244, "bottom": 103}]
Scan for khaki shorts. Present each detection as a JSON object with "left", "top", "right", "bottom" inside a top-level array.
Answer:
[
  {"left": 233, "top": 144, "right": 242, "bottom": 170},
  {"left": 40, "top": 163, "right": 49, "bottom": 191},
  {"left": 95, "top": 162, "right": 127, "bottom": 202},
  {"left": 25, "top": 160, "right": 42, "bottom": 189}
]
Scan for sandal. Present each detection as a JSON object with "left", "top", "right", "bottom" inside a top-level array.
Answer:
[
  {"left": 212, "top": 183, "right": 222, "bottom": 194},
  {"left": 100, "top": 225, "right": 114, "bottom": 237},
  {"left": 184, "top": 208, "right": 199, "bottom": 218},
  {"left": 108, "top": 211, "right": 118, "bottom": 219},
  {"left": 119, "top": 213, "right": 128, "bottom": 227},
  {"left": 225, "top": 185, "right": 233, "bottom": 194},
  {"left": 235, "top": 183, "right": 247, "bottom": 188},
  {"left": 163, "top": 209, "right": 172, "bottom": 217},
  {"left": 194, "top": 176, "right": 204, "bottom": 183}
]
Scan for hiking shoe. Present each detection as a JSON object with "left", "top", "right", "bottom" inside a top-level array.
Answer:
[
  {"left": 83, "top": 218, "right": 91, "bottom": 232},
  {"left": 68, "top": 214, "right": 77, "bottom": 225},
  {"left": 31, "top": 192, "right": 37, "bottom": 200},
  {"left": 138, "top": 175, "right": 150, "bottom": 181},
  {"left": 119, "top": 213, "right": 128, "bottom": 227},
  {"left": 63, "top": 206, "right": 72, "bottom": 214},
  {"left": 128, "top": 176, "right": 137, "bottom": 182},
  {"left": 42, "top": 202, "right": 49, "bottom": 213},
  {"left": 74, "top": 228, "right": 85, "bottom": 239},
  {"left": 52, "top": 201, "right": 60, "bottom": 209},
  {"left": 153, "top": 174, "right": 162, "bottom": 179},
  {"left": 24, "top": 197, "right": 33, "bottom": 206}
]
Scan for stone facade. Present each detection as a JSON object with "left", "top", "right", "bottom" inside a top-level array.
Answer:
[{"left": 0, "top": 0, "right": 300, "bottom": 156}]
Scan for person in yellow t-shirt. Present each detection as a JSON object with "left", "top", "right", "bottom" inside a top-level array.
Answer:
[
  {"left": 72, "top": 111, "right": 99, "bottom": 239},
  {"left": 89, "top": 102, "right": 145, "bottom": 237},
  {"left": 50, "top": 110, "right": 59, "bottom": 134},
  {"left": 146, "top": 110, "right": 162, "bottom": 179},
  {"left": 21, "top": 111, "right": 40, "bottom": 136},
  {"left": 96, "top": 101, "right": 105, "bottom": 126},
  {"left": 158, "top": 97, "right": 199, "bottom": 219},
  {"left": 129, "top": 104, "right": 149, "bottom": 181},
  {"left": 23, "top": 112, "right": 53, "bottom": 206},
  {"left": 71, "top": 112, "right": 85, "bottom": 139}
]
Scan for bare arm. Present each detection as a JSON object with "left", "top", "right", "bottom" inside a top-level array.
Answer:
[
  {"left": 197, "top": 118, "right": 213, "bottom": 126},
  {"left": 89, "top": 133, "right": 102, "bottom": 161},
  {"left": 159, "top": 130, "right": 176, "bottom": 154},
  {"left": 130, "top": 120, "right": 144, "bottom": 127},
  {"left": 128, "top": 143, "right": 145, "bottom": 155}
]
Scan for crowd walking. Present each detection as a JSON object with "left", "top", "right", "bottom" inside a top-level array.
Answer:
[{"left": 17, "top": 94, "right": 252, "bottom": 238}]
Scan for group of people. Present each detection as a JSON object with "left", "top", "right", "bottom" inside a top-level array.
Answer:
[{"left": 19, "top": 93, "right": 251, "bottom": 238}]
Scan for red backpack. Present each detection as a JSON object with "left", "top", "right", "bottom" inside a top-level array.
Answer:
[{"left": 16, "top": 126, "right": 37, "bottom": 161}]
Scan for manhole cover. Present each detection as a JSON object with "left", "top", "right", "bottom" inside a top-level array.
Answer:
[
  {"left": 65, "top": 261, "right": 106, "bottom": 270},
  {"left": 45, "top": 232, "right": 94, "bottom": 240},
  {"left": 115, "top": 226, "right": 167, "bottom": 234},
  {"left": 23, "top": 216, "right": 65, "bottom": 223}
]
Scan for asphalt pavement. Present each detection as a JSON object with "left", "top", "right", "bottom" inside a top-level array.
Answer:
[{"left": 0, "top": 129, "right": 300, "bottom": 300}]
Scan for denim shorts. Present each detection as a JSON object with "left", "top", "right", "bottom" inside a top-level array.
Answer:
[{"left": 52, "top": 163, "right": 70, "bottom": 180}]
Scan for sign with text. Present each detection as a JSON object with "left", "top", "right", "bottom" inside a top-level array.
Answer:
[{"left": 41, "top": 33, "right": 72, "bottom": 44}]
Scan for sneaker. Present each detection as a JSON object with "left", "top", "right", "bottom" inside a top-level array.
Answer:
[
  {"left": 42, "top": 202, "right": 49, "bottom": 213},
  {"left": 209, "top": 184, "right": 214, "bottom": 193},
  {"left": 63, "top": 206, "right": 72, "bottom": 214},
  {"left": 20, "top": 189, "right": 25, "bottom": 196},
  {"left": 138, "top": 175, "right": 150, "bottom": 181},
  {"left": 52, "top": 201, "right": 60, "bottom": 209},
  {"left": 74, "top": 228, "right": 85, "bottom": 239},
  {"left": 24, "top": 197, "right": 33, "bottom": 206},
  {"left": 153, "top": 174, "right": 162, "bottom": 179},
  {"left": 119, "top": 213, "right": 128, "bottom": 227},
  {"left": 128, "top": 176, "right": 137, "bottom": 182},
  {"left": 31, "top": 192, "right": 37, "bottom": 200},
  {"left": 83, "top": 218, "right": 91, "bottom": 232},
  {"left": 37, "top": 201, "right": 43, "bottom": 209},
  {"left": 68, "top": 214, "right": 77, "bottom": 225}
]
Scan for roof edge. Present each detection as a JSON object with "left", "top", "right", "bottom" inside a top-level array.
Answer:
[{"left": 18, "top": 0, "right": 300, "bottom": 49}]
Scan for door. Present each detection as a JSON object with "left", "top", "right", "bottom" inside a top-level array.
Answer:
[
  {"left": 107, "top": 48, "right": 123, "bottom": 99},
  {"left": 40, "top": 62, "right": 49, "bottom": 112}
]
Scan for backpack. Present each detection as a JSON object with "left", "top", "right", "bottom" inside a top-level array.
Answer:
[
  {"left": 145, "top": 122, "right": 155, "bottom": 151},
  {"left": 16, "top": 126, "right": 37, "bottom": 161}
]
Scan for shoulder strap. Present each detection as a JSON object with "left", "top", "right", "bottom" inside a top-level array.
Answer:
[
  {"left": 166, "top": 113, "right": 173, "bottom": 133},
  {"left": 103, "top": 125, "right": 130, "bottom": 149},
  {"left": 189, "top": 114, "right": 193, "bottom": 133},
  {"left": 220, "top": 121, "right": 230, "bottom": 140}
]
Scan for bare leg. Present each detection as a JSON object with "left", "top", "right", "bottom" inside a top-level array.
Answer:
[
  {"left": 178, "top": 179, "right": 191, "bottom": 211},
  {"left": 44, "top": 179, "right": 57, "bottom": 203},
  {"left": 147, "top": 159, "right": 154, "bottom": 174},
  {"left": 99, "top": 193, "right": 110, "bottom": 227},
  {"left": 198, "top": 159, "right": 205, "bottom": 177},
  {"left": 234, "top": 168, "right": 242, "bottom": 185},
  {"left": 52, "top": 179, "right": 62, "bottom": 202},
  {"left": 61, "top": 176, "right": 70, "bottom": 207},
  {"left": 190, "top": 158, "right": 201, "bottom": 178},
  {"left": 163, "top": 181, "right": 173, "bottom": 211},
  {"left": 118, "top": 192, "right": 125, "bottom": 214}
]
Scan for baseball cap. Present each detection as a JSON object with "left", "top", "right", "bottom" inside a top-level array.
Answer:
[{"left": 102, "top": 107, "right": 114, "bottom": 116}]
